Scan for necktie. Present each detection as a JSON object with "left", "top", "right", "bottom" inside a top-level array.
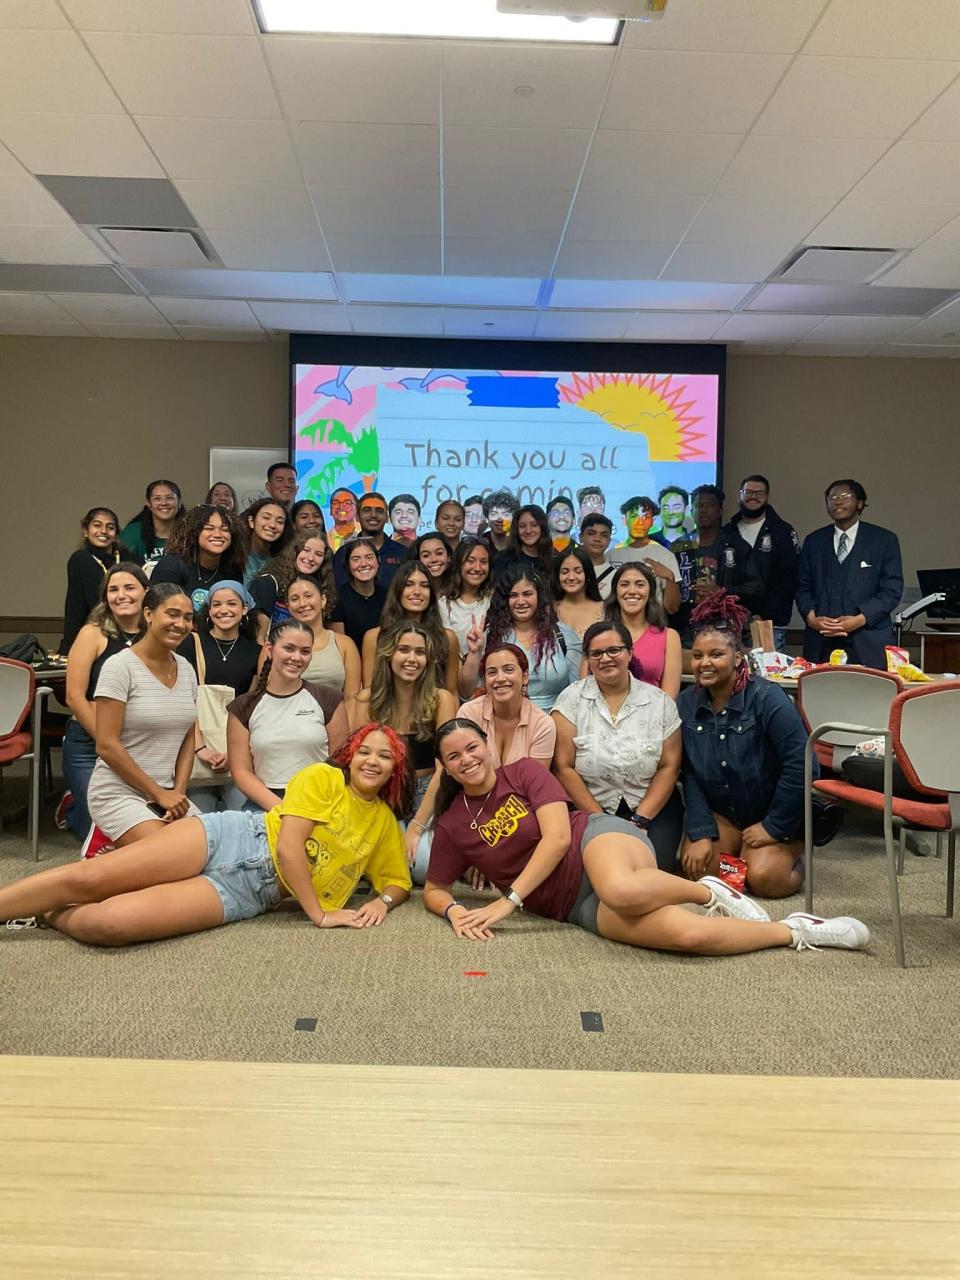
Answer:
[{"left": 837, "top": 531, "right": 849, "bottom": 563}]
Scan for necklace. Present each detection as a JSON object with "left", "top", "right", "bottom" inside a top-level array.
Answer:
[
  {"left": 462, "top": 784, "right": 495, "bottom": 831},
  {"left": 194, "top": 561, "right": 218, "bottom": 586},
  {"left": 212, "top": 635, "right": 239, "bottom": 662}
]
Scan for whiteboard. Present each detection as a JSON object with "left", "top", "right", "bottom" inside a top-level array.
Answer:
[{"left": 209, "top": 446, "right": 289, "bottom": 511}]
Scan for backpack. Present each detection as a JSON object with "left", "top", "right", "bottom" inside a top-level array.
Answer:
[{"left": 0, "top": 634, "right": 46, "bottom": 664}]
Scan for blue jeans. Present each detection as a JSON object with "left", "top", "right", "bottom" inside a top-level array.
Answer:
[
  {"left": 61, "top": 719, "right": 97, "bottom": 841},
  {"left": 773, "top": 626, "right": 789, "bottom": 653}
]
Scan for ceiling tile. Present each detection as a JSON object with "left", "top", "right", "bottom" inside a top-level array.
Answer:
[
  {"left": 622, "top": 0, "right": 825, "bottom": 53},
  {"left": 310, "top": 185, "right": 440, "bottom": 238},
  {"left": 534, "top": 310, "right": 632, "bottom": 340},
  {"left": 0, "top": 112, "right": 163, "bottom": 178},
  {"left": 601, "top": 51, "right": 791, "bottom": 134},
  {"left": 807, "top": 0, "right": 960, "bottom": 60},
  {"left": 566, "top": 191, "right": 703, "bottom": 242},
  {"left": 786, "top": 343, "right": 876, "bottom": 357},
  {"left": 326, "top": 234, "right": 440, "bottom": 274},
  {"left": 85, "top": 32, "right": 281, "bottom": 118},
  {"left": 623, "top": 312, "right": 725, "bottom": 339},
  {"left": 0, "top": 1, "right": 69, "bottom": 28},
  {"left": 175, "top": 326, "right": 267, "bottom": 341},
  {"left": 753, "top": 56, "right": 957, "bottom": 139},
  {"left": 48, "top": 292, "right": 161, "bottom": 323},
  {"left": 659, "top": 241, "right": 788, "bottom": 282},
  {"left": 550, "top": 278, "right": 750, "bottom": 309},
  {"left": 131, "top": 267, "right": 338, "bottom": 300},
  {"left": 747, "top": 281, "right": 956, "bottom": 314},
  {"left": 581, "top": 130, "right": 743, "bottom": 194},
  {"left": 730, "top": 344, "right": 789, "bottom": 355},
  {"left": 62, "top": 0, "right": 256, "bottom": 34},
  {"left": 798, "top": 315, "right": 918, "bottom": 342},
  {"left": 443, "top": 309, "right": 538, "bottom": 338},
  {"left": 685, "top": 194, "right": 837, "bottom": 245},
  {"left": 150, "top": 297, "right": 259, "bottom": 327},
  {"left": 446, "top": 187, "right": 571, "bottom": 240},
  {"left": 907, "top": 79, "right": 960, "bottom": 143},
  {"left": 136, "top": 116, "right": 301, "bottom": 183},
  {"left": 714, "top": 314, "right": 827, "bottom": 342},
  {"left": 442, "top": 44, "right": 613, "bottom": 129},
  {"left": 0, "top": 142, "right": 22, "bottom": 175},
  {"left": 291, "top": 122, "right": 439, "bottom": 187},
  {"left": 445, "top": 237, "right": 559, "bottom": 276},
  {"left": 174, "top": 180, "right": 318, "bottom": 233},
  {"left": 249, "top": 301, "right": 352, "bottom": 332},
  {"left": 810, "top": 199, "right": 959, "bottom": 248},
  {"left": 443, "top": 126, "right": 590, "bottom": 189},
  {"left": 38, "top": 173, "right": 196, "bottom": 227},
  {"left": 87, "top": 322, "right": 179, "bottom": 339},
  {"left": 0, "top": 225, "right": 107, "bottom": 264},
  {"left": 0, "top": 292, "right": 72, "bottom": 320},
  {"left": 0, "top": 175, "right": 74, "bottom": 225},
  {"left": 0, "top": 263, "right": 130, "bottom": 292},
  {"left": 341, "top": 274, "right": 541, "bottom": 306},
  {"left": 849, "top": 141, "right": 960, "bottom": 204},
  {"left": 716, "top": 135, "right": 889, "bottom": 198},
  {"left": 0, "top": 30, "right": 122, "bottom": 114},
  {"left": 876, "top": 344, "right": 960, "bottom": 358},
  {"left": 872, "top": 243, "right": 960, "bottom": 288},
  {"left": 0, "top": 319, "right": 91, "bottom": 335},
  {"left": 349, "top": 305, "right": 444, "bottom": 336},
  {"left": 553, "top": 240, "right": 675, "bottom": 279},
  {"left": 889, "top": 304, "right": 960, "bottom": 342},
  {"left": 266, "top": 37, "right": 439, "bottom": 124},
  {"left": 205, "top": 229, "right": 332, "bottom": 272}
]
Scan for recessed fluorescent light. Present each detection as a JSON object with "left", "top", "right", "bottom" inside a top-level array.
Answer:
[{"left": 256, "top": 0, "right": 619, "bottom": 43}]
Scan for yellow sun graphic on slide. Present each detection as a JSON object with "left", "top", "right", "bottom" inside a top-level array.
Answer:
[{"left": 559, "top": 372, "right": 706, "bottom": 461}]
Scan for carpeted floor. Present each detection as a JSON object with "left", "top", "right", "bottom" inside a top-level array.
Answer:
[{"left": 2, "top": 797, "right": 958, "bottom": 1079}]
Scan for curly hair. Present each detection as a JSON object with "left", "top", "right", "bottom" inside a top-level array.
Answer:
[
  {"left": 242, "top": 496, "right": 294, "bottom": 558},
  {"left": 443, "top": 538, "right": 493, "bottom": 603},
  {"left": 433, "top": 718, "right": 491, "bottom": 819},
  {"left": 506, "top": 504, "right": 554, "bottom": 570},
  {"left": 551, "top": 546, "right": 601, "bottom": 603},
  {"left": 164, "top": 504, "right": 247, "bottom": 581},
  {"left": 485, "top": 563, "right": 559, "bottom": 668},
  {"left": 332, "top": 722, "right": 413, "bottom": 817},
  {"left": 604, "top": 562, "right": 668, "bottom": 631},
  {"left": 690, "top": 592, "right": 752, "bottom": 692},
  {"left": 369, "top": 621, "right": 440, "bottom": 744},
  {"left": 87, "top": 562, "right": 148, "bottom": 639},
  {"left": 256, "top": 533, "right": 336, "bottom": 618}
]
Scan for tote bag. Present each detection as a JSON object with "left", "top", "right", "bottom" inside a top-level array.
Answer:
[{"left": 189, "top": 633, "right": 235, "bottom": 787}]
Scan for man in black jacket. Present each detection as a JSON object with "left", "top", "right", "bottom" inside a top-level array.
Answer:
[{"left": 726, "top": 474, "right": 800, "bottom": 651}]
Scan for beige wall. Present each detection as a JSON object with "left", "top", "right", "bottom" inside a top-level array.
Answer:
[{"left": 1, "top": 336, "right": 955, "bottom": 620}]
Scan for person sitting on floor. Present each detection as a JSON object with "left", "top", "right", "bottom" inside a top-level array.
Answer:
[
  {"left": 677, "top": 594, "right": 814, "bottom": 898},
  {"left": 552, "top": 621, "right": 684, "bottom": 874},
  {"left": 0, "top": 725, "right": 413, "bottom": 944},
  {"left": 422, "top": 719, "right": 869, "bottom": 954}
]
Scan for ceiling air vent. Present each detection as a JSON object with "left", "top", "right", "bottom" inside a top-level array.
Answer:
[
  {"left": 776, "top": 246, "right": 900, "bottom": 285},
  {"left": 98, "top": 227, "right": 213, "bottom": 268}
]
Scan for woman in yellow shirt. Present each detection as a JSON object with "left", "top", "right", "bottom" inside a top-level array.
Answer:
[{"left": 0, "top": 725, "right": 412, "bottom": 943}]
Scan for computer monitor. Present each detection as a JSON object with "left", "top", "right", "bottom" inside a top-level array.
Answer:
[{"left": 916, "top": 568, "right": 960, "bottom": 619}]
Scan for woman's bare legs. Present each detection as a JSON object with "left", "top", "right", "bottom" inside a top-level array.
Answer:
[
  {"left": 679, "top": 813, "right": 802, "bottom": 898},
  {"left": 582, "top": 833, "right": 713, "bottom": 917},
  {"left": 114, "top": 818, "right": 166, "bottom": 847},
  {"left": 47, "top": 877, "right": 223, "bottom": 946},
  {"left": 597, "top": 903, "right": 792, "bottom": 954}
]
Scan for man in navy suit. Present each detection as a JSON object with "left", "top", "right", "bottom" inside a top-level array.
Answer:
[{"left": 796, "top": 479, "right": 903, "bottom": 670}]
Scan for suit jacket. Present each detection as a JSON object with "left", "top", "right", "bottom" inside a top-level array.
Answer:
[{"left": 795, "top": 521, "right": 903, "bottom": 669}]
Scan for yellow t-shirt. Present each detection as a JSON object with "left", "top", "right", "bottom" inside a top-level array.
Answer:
[{"left": 264, "top": 764, "right": 411, "bottom": 911}]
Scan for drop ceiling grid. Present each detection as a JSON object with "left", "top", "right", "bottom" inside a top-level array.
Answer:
[{"left": 0, "top": 1, "right": 957, "bottom": 347}]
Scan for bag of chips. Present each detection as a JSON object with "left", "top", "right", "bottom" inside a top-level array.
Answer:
[{"left": 716, "top": 853, "right": 747, "bottom": 892}]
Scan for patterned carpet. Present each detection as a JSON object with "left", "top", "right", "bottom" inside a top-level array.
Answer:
[{"left": 2, "top": 805, "right": 958, "bottom": 1079}]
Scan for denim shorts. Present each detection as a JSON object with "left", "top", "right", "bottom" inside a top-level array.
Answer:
[
  {"left": 566, "top": 814, "right": 655, "bottom": 936},
  {"left": 199, "top": 809, "right": 283, "bottom": 924}
]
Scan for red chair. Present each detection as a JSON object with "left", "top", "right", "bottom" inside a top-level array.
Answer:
[
  {"left": 796, "top": 665, "right": 903, "bottom": 772},
  {"left": 803, "top": 681, "right": 960, "bottom": 969},
  {"left": 0, "top": 658, "right": 52, "bottom": 860}
]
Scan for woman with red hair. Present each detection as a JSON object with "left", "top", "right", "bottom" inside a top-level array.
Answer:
[{"left": 0, "top": 724, "right": 413, "bottom": 943}]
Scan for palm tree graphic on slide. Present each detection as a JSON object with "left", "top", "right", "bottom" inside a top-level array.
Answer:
[{"left": 299, "top": 416, "right": 381, "bottom": 501}]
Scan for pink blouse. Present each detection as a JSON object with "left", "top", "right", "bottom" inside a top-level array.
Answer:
[
  {"left": 458, "top": 695, "right": 557, "bottom": 767},
  {"left": 630, "top": 626, "right": 667, "bottom": 688}
]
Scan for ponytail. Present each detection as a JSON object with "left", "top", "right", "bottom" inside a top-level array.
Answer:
[{"left": 257, "top": 618, "right": 314, "bottom": 693}]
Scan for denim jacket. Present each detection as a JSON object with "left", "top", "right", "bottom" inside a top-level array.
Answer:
[{"left": 677, "top": 678, "right": 816, "bottom": 842}]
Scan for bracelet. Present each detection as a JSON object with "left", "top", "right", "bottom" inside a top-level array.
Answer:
[
  {"left": 443, "top": 901, "right": 463, "bottom": 920},
  {"left": 409, "top": 819, "right": 426, "bottom": 832}
]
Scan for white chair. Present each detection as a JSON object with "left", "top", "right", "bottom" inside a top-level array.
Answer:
[
  {"left": 0, "top": 659, "right": 52, "bottom": 860},
  {"left": 796, "top": 665, "right": 903, "bottom": 771}
]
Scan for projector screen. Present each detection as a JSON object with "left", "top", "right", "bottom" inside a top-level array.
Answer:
[{"left": 289, "top": 336, "right": 724, "bottom": 540}]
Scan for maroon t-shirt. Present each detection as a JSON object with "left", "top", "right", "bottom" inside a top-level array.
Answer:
[{"left": 428, "top": 759, "right": 589, "bottom": 921}]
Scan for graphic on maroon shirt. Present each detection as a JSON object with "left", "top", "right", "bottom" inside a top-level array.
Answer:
[{"left": 477, "top": 795, "right": 530, "bottom": 846}]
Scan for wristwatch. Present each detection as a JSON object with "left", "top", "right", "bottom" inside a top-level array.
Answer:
[
  {"left": 630, "top": 813, "right": 652, "bottom": 832},
  {"left": 380, "top": 893, "right": 394, "bottom": 909},
  {"left": 505, "top": 888, "right": 524, "bottom": 911}
]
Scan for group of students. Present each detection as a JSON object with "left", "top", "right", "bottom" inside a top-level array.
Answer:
[{"left": 3, "top": 475, "right": 872, "bottom": 960}]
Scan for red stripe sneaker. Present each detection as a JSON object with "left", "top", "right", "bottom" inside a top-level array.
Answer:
[
  {"left": 79, "top": 823, "right": 115, "bottom": 860},
  {"left": 54, "top": 791, "right": 74, "bottom": 831}
]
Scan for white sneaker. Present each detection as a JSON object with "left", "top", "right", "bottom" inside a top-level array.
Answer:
[
  {"left": 5, "top": 918, "right": 38, "bottom": 931},
  {"left": 699, "top": 875, "right": 771, "bottom": 923},
  {"left": 783, "top": 912, "right": 870, "bottom": 952}
]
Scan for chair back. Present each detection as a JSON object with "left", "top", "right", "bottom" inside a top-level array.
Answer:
[
  {"left": 0, "top": 658, "right": 35, "bottom": 740},
  {"left": 891, "top": 682, "right": 960, "bottom": 796},
  {"left": 796, "top": 665, "right": 903, "bottom": 768}
]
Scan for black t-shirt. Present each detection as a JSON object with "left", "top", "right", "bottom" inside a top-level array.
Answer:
[
  {"left": 178, "top": 630, "right": 261, "bottom": 697},
  {"left": 151, "top": 554, "right": 221, "bottom": 614},
  {"left": 329, "top": 582, "right": 387, "bottom": 650}
]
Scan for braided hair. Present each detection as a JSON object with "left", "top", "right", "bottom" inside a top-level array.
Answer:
[
  {"left": 690, "top": 593, "right": 751, "bottom": 692},
  {"left": 255, "top": 618, "right": 314, "bottom": 694}
]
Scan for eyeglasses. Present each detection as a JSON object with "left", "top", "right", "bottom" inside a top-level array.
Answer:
[
  {"left": 826, "top": 492, "right": 856, "bottom": 505},
  {"left": 586, "top": 645, "right": 629, "bottom": 661},
  {"left": 740, "top": 488, "right": 767, "bottom": 499}
]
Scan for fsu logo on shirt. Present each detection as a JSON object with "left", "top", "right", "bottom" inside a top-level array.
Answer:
[{"left": 477, "top": 795, "right": 529, "bottom": 846}]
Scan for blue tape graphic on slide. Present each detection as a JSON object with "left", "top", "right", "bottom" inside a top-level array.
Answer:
[{"left": 466, "top": 376, "right": 560, "bottom": 409}]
